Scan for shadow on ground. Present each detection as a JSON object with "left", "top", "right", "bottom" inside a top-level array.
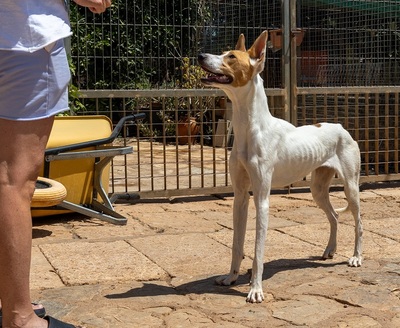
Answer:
[{"left": 105, "top": 257, "right": 346, "bottom": 300}]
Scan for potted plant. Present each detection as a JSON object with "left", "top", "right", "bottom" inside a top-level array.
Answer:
[{"left": 269, "top": 28, "right": 305, "bottom": 51}]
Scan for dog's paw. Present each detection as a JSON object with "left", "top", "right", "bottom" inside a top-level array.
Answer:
[
  {"left": 246, "top": 287, "right": 264, "bottom": 303},
  {"left": 348, "top": 256, "right": 362, "bottom": 267},
  {"left": 322, "top": 247, "right": 336, "bottom": 260},
  {"left": 215, "top": 274, "right": 237, "bottom": 286}
]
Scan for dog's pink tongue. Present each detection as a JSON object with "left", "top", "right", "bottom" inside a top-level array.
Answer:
[{"left": 202, "top": 74, "right": 231, "bottom": 84}]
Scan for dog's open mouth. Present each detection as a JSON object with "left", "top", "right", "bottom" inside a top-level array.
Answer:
[{"left": 200, "top": 67, "right": 233, "bottom": 85}]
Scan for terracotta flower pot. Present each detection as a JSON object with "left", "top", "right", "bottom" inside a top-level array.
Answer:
[
  {"left": 177, "top": 116, "right": 200, "bottom": 145},
  {"left": 269, "top": 29, "right": 305, "bottom": 51}
]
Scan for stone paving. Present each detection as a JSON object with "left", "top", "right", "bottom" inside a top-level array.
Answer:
[{"left": 30, "top": 186, "right": 400, "bottom": 327}]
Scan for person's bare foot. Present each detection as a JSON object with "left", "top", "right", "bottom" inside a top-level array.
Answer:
[
  {"left": 12, "top": 314, "right": 48, "bottom": 328},
  {"left": 0, "top": 301, "right": 44, "bottom": 313},
  {"left": 0, "top": 302, "right": 46, "bottom": 327}
]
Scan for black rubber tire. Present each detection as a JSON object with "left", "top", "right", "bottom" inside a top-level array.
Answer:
[{"left": 31, "top": 177, "right": 67, "bottom": 208}]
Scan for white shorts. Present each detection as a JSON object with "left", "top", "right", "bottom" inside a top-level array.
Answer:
[{"left": 0, "top": 38, "right": 70, "bottom": 121}]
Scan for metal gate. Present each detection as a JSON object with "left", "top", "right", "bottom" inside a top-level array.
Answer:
[
  {"left": 285, "top": 0, "right": 400, "bottom": 186},
  {"left": 71, "top": 1, "right": 400, "bottom": 198}
]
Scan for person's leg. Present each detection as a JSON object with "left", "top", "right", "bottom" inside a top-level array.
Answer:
[
  {"left": 0, "top": 301, "right": 46, "bottom": 323},
  {"left": 0, "top": 117, "right": 54, "bottom": 328}
]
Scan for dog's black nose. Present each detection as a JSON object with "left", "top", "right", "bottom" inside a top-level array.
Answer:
[{"left": 198, "top": 53, "right": 206, "bottom": 63}]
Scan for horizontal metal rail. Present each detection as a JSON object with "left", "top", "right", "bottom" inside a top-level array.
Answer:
[
  {"left": 79, "top": 88, "right": 287, "bottom": 98},
  {"left": 297, "top": 86, "right": 400, "bottom": 95}
]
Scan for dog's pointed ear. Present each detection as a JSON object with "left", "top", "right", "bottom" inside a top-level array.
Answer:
[
  {"left": 235, "top": 34, "right": 246, "bottom": 51},
  {"left": 247, "top": 31, "right": 268, "bottom": 73},
  {"left": 248, "top": 31, "right": 268, "bottom": 60}
]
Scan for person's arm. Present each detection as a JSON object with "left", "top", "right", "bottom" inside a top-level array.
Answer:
[{"left": 73, "top": 0, "right": 112, "bottom": 14}]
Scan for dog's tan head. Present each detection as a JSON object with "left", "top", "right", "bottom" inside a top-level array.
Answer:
[{"left": 198, "top": 31, "right": 268, "bottom": 88}]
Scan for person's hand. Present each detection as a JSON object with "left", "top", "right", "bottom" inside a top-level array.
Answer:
[{"left": 73, "top": 0, "right": 112, "bottom": 14}]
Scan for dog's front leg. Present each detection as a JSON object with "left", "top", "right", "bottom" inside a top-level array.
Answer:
[
  {"left": 247, "top": 173, "right": 272, "bottom": 303},
  {"left": 217, "top": 187, "right": 250, "bottom": 286},
  {"left": 216, "top": 160, "right": 250, "bottom": 287}
]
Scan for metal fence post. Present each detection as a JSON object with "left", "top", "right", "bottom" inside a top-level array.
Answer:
[{"left": 281, "top": 0, "right": 291, "bottom": 123}]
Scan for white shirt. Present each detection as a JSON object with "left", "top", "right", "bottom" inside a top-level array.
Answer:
[{"left": 0, "top": 0, "right": 72, "bottom": 52}]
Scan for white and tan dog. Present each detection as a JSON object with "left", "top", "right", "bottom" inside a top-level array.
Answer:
[{"left": 198, "top": 31, "right": 362, "bottom": 303}]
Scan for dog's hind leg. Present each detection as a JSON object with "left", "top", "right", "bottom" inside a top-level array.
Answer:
[
  {"left": 341, "top": 169, "right": 363, "bottom": 267},
  {"left": 216, "top": 161, "right": 251, "bottom": 287},
  {"left": 311, "top": 166, "right": 338, "bottom": 260}
]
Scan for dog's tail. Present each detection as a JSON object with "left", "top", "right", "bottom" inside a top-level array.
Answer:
[{"left": 335, "top": 205, "right": 350, "bottom": 214}]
